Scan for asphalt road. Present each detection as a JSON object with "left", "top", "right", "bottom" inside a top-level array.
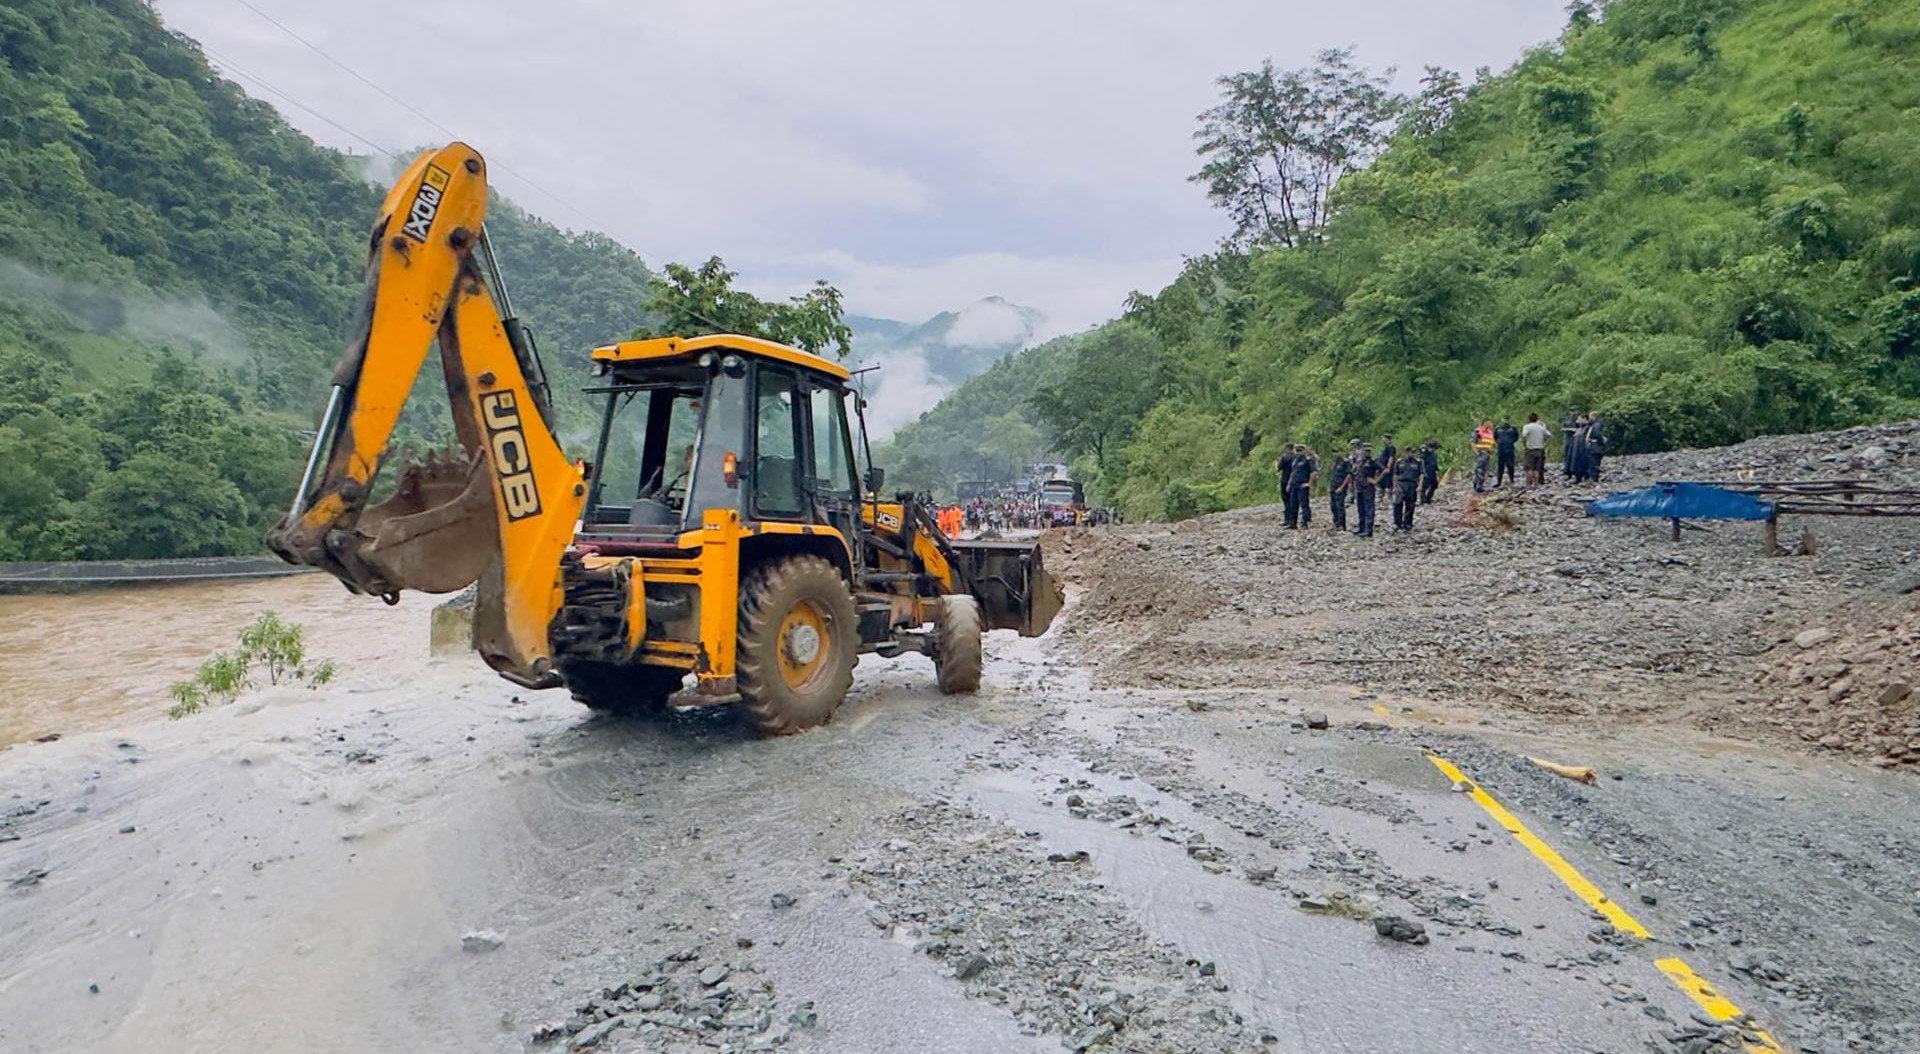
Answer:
[{"left": 6, "top": 595, "right": 1913, "bottom": 1053}]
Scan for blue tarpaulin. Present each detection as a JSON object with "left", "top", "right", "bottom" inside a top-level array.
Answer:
[{"left": 1585, "top": 482, "right": 1775, "bottom": 521}]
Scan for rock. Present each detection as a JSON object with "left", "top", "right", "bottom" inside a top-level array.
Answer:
[
  {"left": 769, "top": 892, "right": 797, "bottom": 909},
  {"left": 1354, "top": 719, "right": 1389, "bottom": 732},
  {"left": 1794, "top": 628, "right": 1834, "bottom": 650},
  {"left": 1071, "top": 1023, "right": 1118, "bottom": 1051},
  {"left": 699, "top": 964, "right": 730, "bottom": 986},
  {"left": 865, "top": 908, "right": 894, "bottom": 929},
  {"left": 460, "top": 930, "right": 507, "bottom": 953},
  {"left": 118, "top": 824, "right": 136, "bottom": 834},
  {"left": 1880, "top": 683, "right": 1913, "bottom": 706},
  {"left": 1299, "top": 895, "right": 1332, "bottom": 911},
  {"left": 634, "top": 992, "right": 663, "bottom": 1011},
  {"left": 954, "top": 953, "right": 990, "bottom": 980},
  {"left": 1196, "top": 960, "right": 1217, "bottom": 977},
  {"left": 1304, "top": 712, "right": 1331, "bottom": 730},
  {"left": 1186, "top": 698, "right": 1211, "bottom": 712},
  {"left": 1373, "top": 916, "right": 1429, "bottom": 945},
  {"left": 569, "top": 1016, "right": 625, "bottom": 1049},
  {"left": 1859, "top": 445, "right": 1890, "bottom": 463},
  {"left": 1639, "top": 893, "right": 1658, "bottom": 906}
]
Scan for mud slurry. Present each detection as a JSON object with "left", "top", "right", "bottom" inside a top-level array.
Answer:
[{"left": 10, "top": 486, "right": 1920, "bottom": 1054}]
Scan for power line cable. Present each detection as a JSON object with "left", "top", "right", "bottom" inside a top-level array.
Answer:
[
  {"left": 206, "top": 12, "right": 730, "bottom": 336},
  {"left": 229, "top": 0, "right": 622, "bottom": 235},
  {"left": 200, "top": 45, "right": 397, "bottom": 160}
]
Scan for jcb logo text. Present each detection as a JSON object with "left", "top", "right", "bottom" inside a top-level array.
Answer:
[{"left": 481, "top": 391, "right": 542, "bottom": 521}]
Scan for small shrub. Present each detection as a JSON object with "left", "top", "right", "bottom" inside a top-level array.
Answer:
[
  {"left": 167, "top": 612, "right": 339, "bottom": 719},
  {"left": 237, "top": 612, "right": 305, "bottom": 685}
]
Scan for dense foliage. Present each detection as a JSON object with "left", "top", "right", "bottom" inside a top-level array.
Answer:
[
  {"left": 632, "top": 256, "right": 853, "bottom": 358},
  {"left": 0, "top": 0, "right": 655, "bottom": 559},
  {"left": 893, "top": 0, "right": 1920, "bottom": 519}
]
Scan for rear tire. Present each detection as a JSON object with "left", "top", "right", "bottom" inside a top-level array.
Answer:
[
  {"left": 737, "top": 555, "right": 858, "bottom": 735},
  {"left": 562, "top": 662, "right": 685, "bottom": 716},
  {"left": 933, "top": 595, "right": 984, "bottom": 695}
]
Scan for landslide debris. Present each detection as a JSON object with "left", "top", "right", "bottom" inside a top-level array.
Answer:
[{"left": 1049, "top": 420, "right": 1920, "bottom": 766}]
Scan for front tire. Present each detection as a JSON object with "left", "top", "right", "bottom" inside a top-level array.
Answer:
[
  {"left": 562, "top": 662, "right": 685, "bottom": 716},
  {"left": 933, "top": 594, "right": 983, "bottom": 695},
  {"left": 737, "top": 555, "right": 858, "bottom": 735}
]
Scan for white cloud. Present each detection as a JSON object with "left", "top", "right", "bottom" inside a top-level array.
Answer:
[
  {"left": 154, "top": 0, "right": 1568, "bottom": 328},
  {"left": 944, "top": 299, "right": 1033, "bottom": 348},
  {"left": 769, "top": 249, "right": 1172, "bottom": 336},
  {"left": 856, "top": 348, "right": 953, "bottom": 437}
]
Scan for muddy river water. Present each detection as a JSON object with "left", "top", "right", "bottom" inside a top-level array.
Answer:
[{"left": 0, "top": 575, "right": 431, "bottom": 746}]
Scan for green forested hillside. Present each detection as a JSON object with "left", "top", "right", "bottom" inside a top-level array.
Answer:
[
  {"left": 895, "top": 0, "right": 1920, "bottom": 518},
  {"left": 879, "top": 333, "right": 1080, "bottom": 488},
  {"left": 0, "top": 0, "right": 650, "bottom": 559}
]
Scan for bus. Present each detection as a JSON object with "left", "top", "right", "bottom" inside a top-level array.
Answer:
[{"left": 1038, "top": 478, "right": 1085, "bottom": 527}]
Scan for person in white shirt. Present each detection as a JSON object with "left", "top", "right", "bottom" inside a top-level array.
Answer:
[{"left": 1520, "top": 412, "right": 1551, "bottom": 486}]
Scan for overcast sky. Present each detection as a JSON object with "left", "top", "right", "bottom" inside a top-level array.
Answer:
[{"left": 156, "top": 0, "right": 1566, "bottom": 335}]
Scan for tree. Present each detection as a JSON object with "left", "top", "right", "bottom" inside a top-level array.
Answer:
[
  {"left": 1026, "top": 324, "right": 1169, "bottom": 469},
  {"left": 1400, "top": 67, "right": 1466, "bottom": 140},
  {"left": 77, "top": 451, "right": 253, "bottom": 559},
  {"left": 1190, "top": 49, "right": 1403, "bottom": 247},
  {"left": 634, "top": 257, "right": 853, "bottom": 358}
]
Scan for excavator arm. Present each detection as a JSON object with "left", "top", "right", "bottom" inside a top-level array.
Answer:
[{"left": 268, "top": 143, "right": 585, "bottom": 686}]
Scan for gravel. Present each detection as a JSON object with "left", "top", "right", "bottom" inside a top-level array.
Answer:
[
  {"left": 843, "top": 800, "right": 1267, "bottom": 1053},
  {"left": 1047, "top": 419, "right": 1920, "bottom": 767},
  {"left": 532, "top": 945, "right": 801, "bottom": 1053}
]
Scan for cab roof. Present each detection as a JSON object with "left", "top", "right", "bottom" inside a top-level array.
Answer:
[{"left": 591, "top": 334, "right": 850, "bottom": 382}]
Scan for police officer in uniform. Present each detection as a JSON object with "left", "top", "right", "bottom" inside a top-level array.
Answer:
[
  {"left": 1326, "top": 442, "right": 1354, "bottom": 531},
  {"left": 1278, "top": 445, "right": 1298, "bottom": 528},
  {"left": 1420, "top": 439, "right": 1439, "bottom": 504},
  {"left": 1377, "top": 433, "right": 1397, "bottom": 504},
  {"left": 1392, "top": 446, "right": 1424, "bottom": 531},
  {"left": 1355, "top": 444, "right": 1380, "bottom": 538},
  {"left": 1288, "top": 446, "right": 1316, "bottom": 529}
]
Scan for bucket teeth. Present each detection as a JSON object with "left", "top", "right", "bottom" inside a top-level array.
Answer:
[{"left": 398, "top": 445, "right": 478, "bottom": 486}]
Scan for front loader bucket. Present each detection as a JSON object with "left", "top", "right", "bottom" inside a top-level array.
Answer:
[
  {"left": 950, "top": 539, "right": 1066, "bottom": 636},
  {"left": 351, "top": 451, "right": 499, "bottom": 595}
]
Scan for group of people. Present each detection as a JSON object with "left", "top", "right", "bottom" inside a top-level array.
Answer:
[
  {"left": 1467, "top": 412, "right": 1556, "bottom": 491},
  {"left": 1276, "top": 409, "right": 1610, "bottom": 536},
  {"left": 959, "top": 497, "right": 1042, "bottom": 533},
  {"left": 1277, "top": 434, "right": 1439, "bottom": 538},
  {"left": 1561, "top": 411, "right": 1607, "bottom": 483}
]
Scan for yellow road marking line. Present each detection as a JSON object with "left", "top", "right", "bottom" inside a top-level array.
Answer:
[
  {"left": 1426, "top": 754, "right": 1787, "bottom": 1049},
  {"left": 1654, "top": 958, "right": 1786, "bottom": 1053},
  {"left": 1425, "top": 755, "right": 1651, "bottom": 938}
]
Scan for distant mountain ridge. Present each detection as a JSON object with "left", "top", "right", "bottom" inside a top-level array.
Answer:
[{"left": 849, "top": 296, "right": 1044, "bottom": 385}]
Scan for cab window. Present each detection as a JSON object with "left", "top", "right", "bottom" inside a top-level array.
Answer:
[
  {"left": 753, "top": 369, "right": 805, "bottom": 517},
  {"left": 808, "top": 386, "right": 855, "bottom": 498}
]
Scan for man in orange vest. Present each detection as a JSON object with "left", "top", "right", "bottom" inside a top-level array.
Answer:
[{"left": 1471, "top": 421, "right": 1496, "bottom": 493}]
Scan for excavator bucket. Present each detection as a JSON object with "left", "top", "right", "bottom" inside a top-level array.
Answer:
[
  {"left": 351, "top": 449, "right": 499, "bottom": 595},
  {"left": 950, "top": 538, "right": 1066, "bottom": 636}
]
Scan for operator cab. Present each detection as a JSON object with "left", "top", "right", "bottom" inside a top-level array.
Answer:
[{"left": 579, "top": 336, "right": 866, "bottom": 546}]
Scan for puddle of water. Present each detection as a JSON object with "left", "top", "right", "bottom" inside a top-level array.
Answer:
[{"left": 0, "top": 576, "right": 433, "bottom": 746}]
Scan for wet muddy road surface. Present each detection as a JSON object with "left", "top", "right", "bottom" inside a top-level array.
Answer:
[{"left": 3, "top": 592, "right": 1918, "bottom": 1052}]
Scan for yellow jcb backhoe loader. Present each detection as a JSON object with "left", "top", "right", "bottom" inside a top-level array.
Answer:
[{"left": 267, "top": 142, "right": 1062, "bottom": 734}]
